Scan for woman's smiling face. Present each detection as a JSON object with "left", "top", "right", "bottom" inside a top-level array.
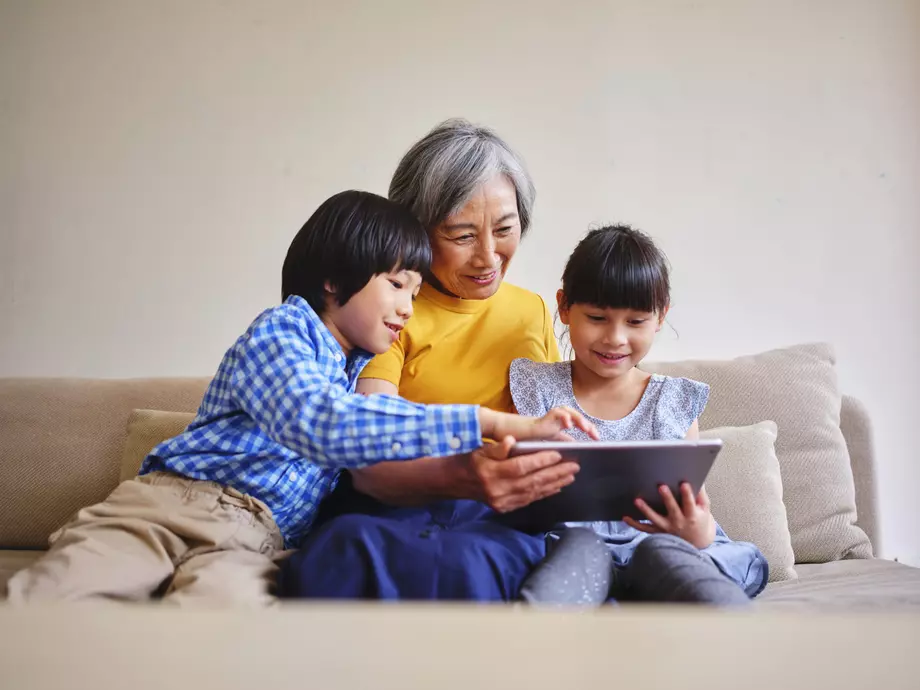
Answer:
[{"left": 427, "top": 175, "right": 521, "bottom": 300}]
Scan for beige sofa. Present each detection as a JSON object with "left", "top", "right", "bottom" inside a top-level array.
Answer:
[{"left": 1, "top": 342, "right": 919, "bottom": 607}]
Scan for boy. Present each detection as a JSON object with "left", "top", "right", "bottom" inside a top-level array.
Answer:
[{"left": 6, "top": 191, "right": 591, "bottom": 606}]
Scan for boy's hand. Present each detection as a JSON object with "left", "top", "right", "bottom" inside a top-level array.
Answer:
[
  {"left": 623, "top": 483, "right": 716, "bottom": 549},
  {"left": 531, "top": 406, "right": 600, "bottom": 441},
  {"left": 489, "top": 406, "right": 600, "bottom": 443}
]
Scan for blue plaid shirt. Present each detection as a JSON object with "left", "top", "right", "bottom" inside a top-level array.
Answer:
[{"left": 141, "top": 295, "right": 482, "bottom": 547}]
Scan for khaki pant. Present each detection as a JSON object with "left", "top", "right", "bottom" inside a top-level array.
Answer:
[{"left": 5, "top": 472, "right": 286, "bottom": 606}]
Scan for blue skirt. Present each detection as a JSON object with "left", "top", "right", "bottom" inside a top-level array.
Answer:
[{"left": 278, "top": 476, "right": 546, "bottom": 601}]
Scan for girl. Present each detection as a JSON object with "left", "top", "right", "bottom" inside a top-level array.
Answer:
[{"left": 509, "top": 225, "right": 768, "bottom": 605}]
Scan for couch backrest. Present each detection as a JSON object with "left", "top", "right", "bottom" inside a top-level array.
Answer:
[
  {"left": 0, "top": 377, "right": 209, "bottom": 549},
  {"left": 0, "top": 375, "right": 881, "bottom": 553}
]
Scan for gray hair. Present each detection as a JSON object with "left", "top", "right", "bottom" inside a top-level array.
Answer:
[{"left": 389, "top": 118, "right": 536, "bottom": 236}]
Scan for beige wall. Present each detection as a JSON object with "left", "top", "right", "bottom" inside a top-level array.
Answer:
[{"left": 1, "top": 1, "right": 918, "bottom": 565}]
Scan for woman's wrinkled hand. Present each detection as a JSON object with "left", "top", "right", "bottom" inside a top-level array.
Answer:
[{"left": 460, "top": 436, "right": 581, "bottom": 513}]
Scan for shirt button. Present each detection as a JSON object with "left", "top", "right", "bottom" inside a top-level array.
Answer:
[
  {"left": 449, "top": 437, "right": 462, "bottom": 450},
  {"left": 391, "top": 442, "right": 402, "bottom": 452},
  {"left": 333, "top": 353, "right": 342, "bottom": 363},
  {"left": 288, "top": 471, "right": 298, "bottom": 482}
]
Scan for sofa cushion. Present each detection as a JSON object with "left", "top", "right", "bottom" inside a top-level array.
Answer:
[
  {"left": 645, "top": 343, "right": 872, "bottom": 564},
  {"left": 0, "top": 378, "right": 209, "bottom": 549},
  {"left": 701, "top": 422, "right": 796, "bottom": 582},
  {"left": 840, "top": 395, "right": 879, "bottom": 552},
  {"left": 0, "top": 550, "right": 43, "bottom": 597},
  {"left": 759, "top": 559, "right": 920, "bottom": 610},
  {"left": 120, "top": 410, "right": 197, "bottom": 482}
]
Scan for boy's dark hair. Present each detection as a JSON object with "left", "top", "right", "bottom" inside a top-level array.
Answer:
[
  {"left": 282, "top": 190, "right": 430, "bottom": 313},
  {"left": 560, "top": 224, "right": 670, "bottom": 313}
]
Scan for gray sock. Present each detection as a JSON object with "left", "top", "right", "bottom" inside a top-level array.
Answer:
[{"left": 519, "top": 527, "right": 612, "bottom": 606}]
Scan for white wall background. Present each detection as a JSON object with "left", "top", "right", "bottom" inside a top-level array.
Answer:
[{"left": 2, "top": 0, "right": 918, "bottom": 564}]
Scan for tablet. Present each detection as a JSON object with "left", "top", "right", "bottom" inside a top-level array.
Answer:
[{"left": 497, "top": 439, "right": 723, "bottom": 532}]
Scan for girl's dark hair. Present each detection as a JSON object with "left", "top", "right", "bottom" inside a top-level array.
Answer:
[
  {"left": 282, "top": 190, "right": 430, "bottom": 313},
  {"left": 560, "top": 224, "right": 670, "bottom": 313}
]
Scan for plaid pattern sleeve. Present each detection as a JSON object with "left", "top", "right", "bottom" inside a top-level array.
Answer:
[{"left": 230, "top": 310, "right": 483, "bottom": 467}]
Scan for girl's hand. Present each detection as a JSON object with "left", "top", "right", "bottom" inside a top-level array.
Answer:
[{"left": 623, "top": 483, "right": 716, "bottom": 549}]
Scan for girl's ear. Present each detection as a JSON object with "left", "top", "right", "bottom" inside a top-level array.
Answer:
[
  {"left": 556, "top": 289, "right": 571, "bottom": 325},
  {"left": 656, "top": 305, "right": 670, "bottom": 332},
  {"left": 324, "top": 280, "right": 337, "bottom": 296}
]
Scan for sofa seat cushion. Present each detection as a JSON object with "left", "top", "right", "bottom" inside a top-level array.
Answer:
[
  {"left": 759, "top": 559, "right": 920, "bottom": 610},
  {"left": 0, "top": 550, "right": 43, "bottom": 597}
]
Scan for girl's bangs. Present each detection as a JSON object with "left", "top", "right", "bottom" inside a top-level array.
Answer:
[{"left": 566, "top": 247, "right": 669, "bottom": 313}]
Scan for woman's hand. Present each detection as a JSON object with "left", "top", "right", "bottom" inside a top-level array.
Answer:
[
  {"left": 459, "top": 436, "right": 581, "bottom": 513},
  {"left": 351, "top": 438, "right": 582, "bottom": 510},
  {"left": 482, "top": 406, "right": 599, "bottom": 443},
  {"left": 623, "top": 483, "right": 716, "bottom": 549}
]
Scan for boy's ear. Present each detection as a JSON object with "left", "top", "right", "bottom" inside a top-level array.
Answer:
[
  {"left": 656, "top": 305, "right": 670, "bottom": 332},
  {"left": 556, "top": 289, "right": 571, "bottom": 326},
  {"left": 322, "top": 281, "right": 340, "bottom": 312}
]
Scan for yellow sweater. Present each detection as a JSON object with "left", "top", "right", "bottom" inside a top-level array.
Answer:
[{"left": 360, "top": 281, "right": 560, "bottom": 413}]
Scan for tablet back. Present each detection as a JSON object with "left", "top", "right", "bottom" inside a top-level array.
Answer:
[{"left": 498, "top": 440, "right": 722, "bottom": 532}]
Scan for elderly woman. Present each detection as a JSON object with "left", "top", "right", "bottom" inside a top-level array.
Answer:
[{"left": 279, "top": 120, "right": 575, "bottom": 600}]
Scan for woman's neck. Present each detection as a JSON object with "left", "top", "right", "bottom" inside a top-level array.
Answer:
[{"left": 426, "top": 274, "right": 461, "bottom": 299}]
